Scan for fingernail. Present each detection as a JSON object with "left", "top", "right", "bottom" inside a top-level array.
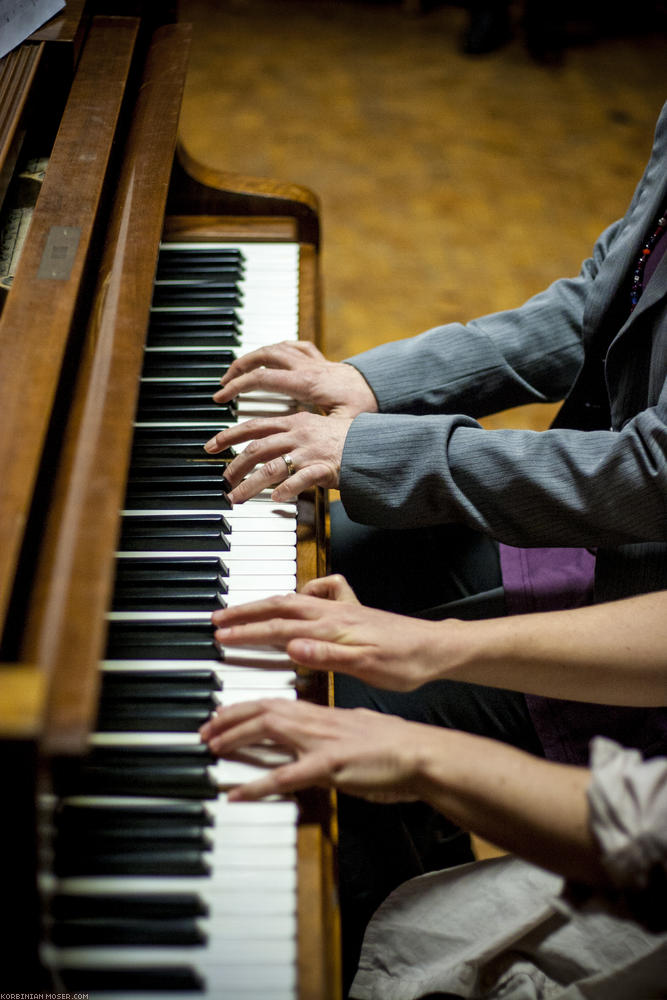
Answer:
[{"left": 204, "top": 436, "right": 218, "bottom": 452}]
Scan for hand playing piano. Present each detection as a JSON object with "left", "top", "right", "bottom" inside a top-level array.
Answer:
[
  {"left": 204, "top": 410, "right": 353, "bottom": 502},
  {"left": 211, "top": 574, "right": 450, "bottom": 691},
  {"left": 212, "top": 340, "right": 378, "bottom": 418},
  {"left": 199, "top": 699, "right": 426, "bottom": 804}
]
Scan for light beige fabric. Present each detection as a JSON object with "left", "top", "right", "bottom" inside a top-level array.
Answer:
[{"left": 350, "top": 739, "right": 667, "bottom": 1000}]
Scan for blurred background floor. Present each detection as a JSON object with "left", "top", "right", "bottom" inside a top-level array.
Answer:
[{"left": 177, "top": 0, "right": 667, "bottom": 433}]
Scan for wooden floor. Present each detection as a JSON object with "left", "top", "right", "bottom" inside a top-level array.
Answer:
[
  {"left": 178, "top": 0, "right": 666, "bottom": 431},
  {"left": 176, "top": 1, "right": 665, "bottom": 862}
]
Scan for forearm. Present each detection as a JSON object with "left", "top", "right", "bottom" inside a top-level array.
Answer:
[
  {"left": 415, "top": 727, "right": 605, "bottom": 884},
  {"left": 440, "top": 592, "right": 667, "bottom": 706}
]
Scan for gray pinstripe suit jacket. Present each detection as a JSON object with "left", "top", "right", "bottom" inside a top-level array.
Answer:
[{"left": 341, "top": 101, "right": 667, "bottom": 605}]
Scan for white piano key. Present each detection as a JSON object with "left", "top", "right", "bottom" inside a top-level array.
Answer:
[
  {"left": 224, "top": 589, "right": 294, "bottom": 605},
  {"left": 228, "top": 532, "right": 296, "bottom": 548},
  {"left": 236, "top": 400, "right": 297, "bottom": 416},
  {"left": 50, "top": 942, "right": 297, "bottom": 964},
  {"left": 216, "top": 668, "right": 296, "bottom": 687},
  {"left": 88, "top": 721, "right": 296, "bottom": 751},
  {"left": 211, "top": 755, "right": 293, "bottom": 790},
  {"left": 223, "top": 502, "right": 296, "bottom": 519},
  {"left": 49, "top": 863, "right": 297, "bottom": 897},
  {"left": 214, "top": 648, "right": 294, "bottom": 668},
  {"left": 219, "top": 686, "right": 296, "bottom": 703},
  {"left": 224, "top": 574, "right": 296, "bottom": 591}
]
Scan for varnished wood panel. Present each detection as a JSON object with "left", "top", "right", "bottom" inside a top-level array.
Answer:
[
  {"left": 0, "top": 42, "right": 43, "bottom": 206},
  {"left": 22, "top": 23, "right": 192, "bottom": 754},
  {"left": 0, "top": 17, "right": 139, "bottom": 637}
]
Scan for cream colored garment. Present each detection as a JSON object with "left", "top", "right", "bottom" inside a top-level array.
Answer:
[{"left": 350, "top": 738, "right": 667, "bottom": 1000}]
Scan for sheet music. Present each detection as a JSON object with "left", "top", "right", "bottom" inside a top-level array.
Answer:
[{"left": 0, "top": 0, "right": 64, "bottom": 59}]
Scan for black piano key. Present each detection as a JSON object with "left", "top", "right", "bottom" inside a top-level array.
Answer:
[
  {"left": 138, "top": 378, "right": 238, "bottom": 398},
  {"left": 138, "top": 404, "right": 236, "bottom": 422},
  {"left": 55, "top": 816, "right": 212, "bottom": 851},
  {"left": 129, "top": 458, "right": 230, "bottom": 476},
  {"left": 156, "top": 265, "right": 243, "bottom": 280},
  {"left": 119, "top": 513, "right": 230, "bottom": 551},
  {"left": 96, "top": 703, "right": 216, "bottom": 732},
  {"left": 147, "top": 326, "right": 240, "bottom": 348},
  {"left": 158, "top": 246, "right": 243, "bottom": 260},
  {"left": 51, "top": 917, "right": 207, "bottom": 948},
  {"left": 55, "top": 848, "right": 211, "bottom": 877},
  {"left": 56, "top": 800, "right": 213, "bottom": 826},
  {"left": 131, "top": 427, "right": 234, "bottom": 461},
  {"left": 148, "top": 309, "right": 238, "bottom": 334},
  {"left": 125, "top": 471, "right": 231, "bottom": 490},
  {"left": 141, "top": 348, "right": 234, "bottom": 379},
  {"left": 141, "top": 362, "right": 233, "bottom": 380},
  {"left": 124, "top": 489, "right": 233, "bottom": 511},
  {"left": 102, "top": 668, "right": 222, "bottom": 688},
  {"left": 137, "top": 402, "right": 236, "bottom": 422},
  {"left": 60, "top": 752, "right": 215, "bottom": 792},
  {"left": 55, "top": 824, "right": 213, "bottom": 851},
  {"left": 52, "top": 917, "right": 206, "bottom": 948},
  {"left": 60, "top": 966, "right": 204, "bottom": 991},
  {"left": 139, "top": 377, "right": 231, "bottom": 396},
  {"left": 80, "top": 748, "right": 216, "bottom": 774},
  {"left": 156, "top": 257, "right": 244, "bottom": 282},
  {"left": 152, "top": 284, "right": 240, "bottom": 308},
  {"left": 124, "top": 470, "right": 233, "bottom": 509},
  {"left": 51, "top": 892, "right": 208, "bottom": 920},
  {"left": 138, "top": 381, "right": 238, "bottom": 405},
  {"left": 56, "top": 762, "right": 218, "bottom": 797},
  {"left": 113, "top": 557, "right": 229, "bottom": 583},
  {"left": 106, "top": 620, "right": 219, "bottom": 659},
  {"left": 153, "top": 274, "right": 242, "bottom": 289},
  {"left": 100, "top": 680, "right": 219, "bottom": 702},
  {"left": 112, "top": 585, "right": 224, "bottom": 611}
]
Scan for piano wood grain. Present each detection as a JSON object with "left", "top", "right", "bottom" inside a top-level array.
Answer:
[
  {"left": 0, "top": 17, "right": 140, "bottom": 637},
  {"left": 21, "top": 22, "right": 192, "bottom": 755},
  {"left": 0, "top": 12, "right": 339, "bottom": 995}
]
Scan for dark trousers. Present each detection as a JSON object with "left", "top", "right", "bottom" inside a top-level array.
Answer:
[{"left": 330, "top": 502, "right": 544, "bottom": 993}]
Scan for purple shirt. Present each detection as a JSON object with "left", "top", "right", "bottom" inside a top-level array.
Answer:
[
  {"left": 496, "top": 211, "right": 667, "bottom": 765},
  {"left": 499, "top": 544, "right": 667, "bottom": 765}
]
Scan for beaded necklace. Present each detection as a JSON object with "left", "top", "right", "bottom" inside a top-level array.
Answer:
[{"left": 630, "top": 206, "right": 667, "bottom": 310}]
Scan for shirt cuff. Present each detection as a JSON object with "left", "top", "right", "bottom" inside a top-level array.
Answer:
[{"left": 587, "top": 736, "right": 667, "bottom": 891}]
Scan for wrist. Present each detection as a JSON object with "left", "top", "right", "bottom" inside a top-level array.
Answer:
[
  {"left": 411, "top": 725, "right": 469, "bottom": 806},
  {"left": 435, "top": 615, "right": 523, "bottom": 688},
  {"left": 343, "top": 362, "right": 379, "bottom": 414}
]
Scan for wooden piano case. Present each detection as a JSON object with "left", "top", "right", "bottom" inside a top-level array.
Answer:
[{"left": 0, "top": 8, "right": 338, "bottom": 995}]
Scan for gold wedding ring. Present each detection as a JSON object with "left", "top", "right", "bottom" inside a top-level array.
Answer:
[{"left": 283, "top": 454, "right": 296, "bottom": 477}]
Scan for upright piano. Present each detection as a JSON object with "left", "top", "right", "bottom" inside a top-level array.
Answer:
[{"left": 0, "top": 5, "right": 338, "bottom": 996}]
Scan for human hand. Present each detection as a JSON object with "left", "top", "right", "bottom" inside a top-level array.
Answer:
[
  {"left": 211, "top": 576, "right": 449, "bottom": 690},
  {"left": 204, "top": 411, "right": 351, "bottom": 502},
  {"left": 213, "top": 340, "right": 378, "bottom": 418},
  {"left": 199, "top": 699, "right": 427, "bottom": 803}
]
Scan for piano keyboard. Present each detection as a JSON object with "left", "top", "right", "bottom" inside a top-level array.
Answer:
[{"left": 41, "top": 242, "right": 306, "bottom": 999}]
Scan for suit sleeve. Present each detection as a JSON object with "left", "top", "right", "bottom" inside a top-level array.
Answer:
[
  {"left": 346, "top": 219, "right": 623, "bottom": 419},
  {"left": 339, "top": 387, "right": 667, "bottom": 547}
]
